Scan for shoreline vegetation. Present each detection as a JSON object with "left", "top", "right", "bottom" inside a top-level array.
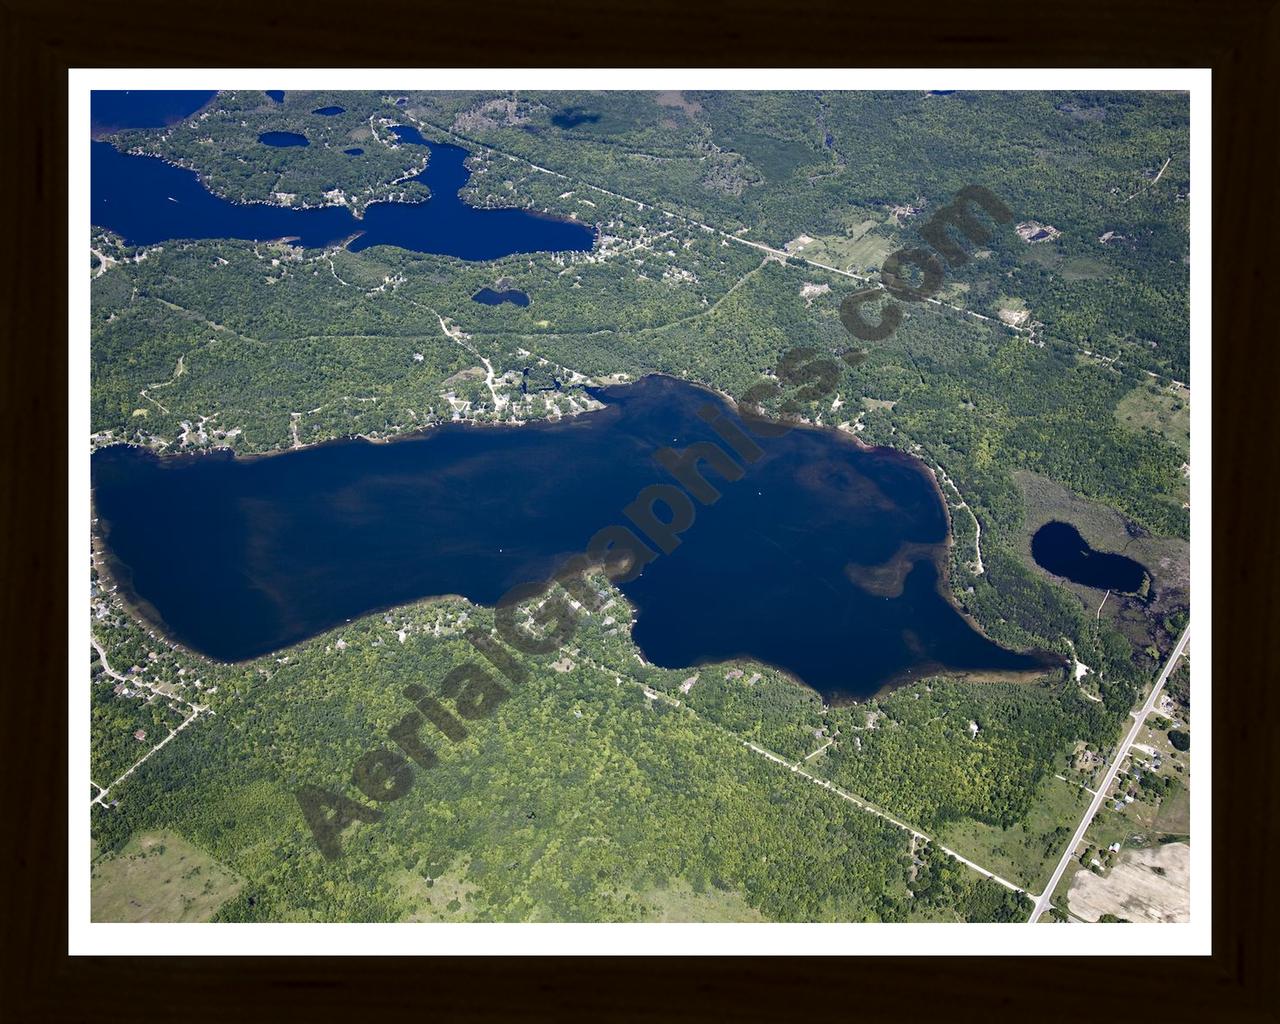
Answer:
[
  {"left": 90, "top": 371, "right": 1066, "bottom": 702},
  {"left": 88, "top": 89, "right": 1189, "bottom": 924}
]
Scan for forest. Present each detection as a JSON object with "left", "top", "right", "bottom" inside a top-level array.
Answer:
[
  {"left": 88, "top": 88, "right": 1192, "bottom": 923},
  {"left": 90, "top": 592, "right": 1027, "bottom": 923}
]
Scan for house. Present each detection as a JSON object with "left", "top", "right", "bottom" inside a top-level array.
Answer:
[
  {"left": 133, "top": 729, "right": 147, "bottom": 742},
  {"left": 1108, "top": 842, "right": 1121, "bottom": 853}
]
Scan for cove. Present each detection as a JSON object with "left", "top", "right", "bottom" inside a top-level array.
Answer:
[
  {"left": 1031, "top": 521, "right": 1149, "bottom": 593},
  {"left": 91, "top": 376, "right": 1058, "bottom": 702},
  {"left": 89, "top": 134, "right": 596, "bottom": 260}
]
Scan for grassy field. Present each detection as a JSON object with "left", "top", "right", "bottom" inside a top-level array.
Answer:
[
  {"left": 1050, "top": 859, "right": 1085, "bottom": 915},
  {"left": 395, "top": 864, "right": 767, "bottom": 922},
  {"left": 397, "top": 862, "right": 480, "bottom": 922},
  {"left": 1059, "top": 256, "right": 1110, "bottom": 282},
  {"left": 799, "top": 220, "right": 899, "bottom": 273},
  {"left": 91, "top": 830, "right": 242, "bottom": 922},
  {"left": 1153, "top": 785, "right": 1190, "bottom": 834},
  {"left": 639, "top": 881, "right": 767, "bottom": 922},
  {"left": 1115, "top": 381, "right": 1191, "bottom": 456},
  {"left": 936, "top": 774, "right": 1089, "bottom": 892},
  {"left": 994, "top": 294, "right": 1030, "bottom": 325}
]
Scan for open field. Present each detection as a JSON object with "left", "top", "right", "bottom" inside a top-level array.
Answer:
[
  {"left": 1153, "top": 786, "right": 1190, "bottom": 835},
  {"left": 1115, "top": 381, "right": 1191, "bottom": 456},
  {"left": 91, "top": 830, "right": 241, "bottom": 922},
  {"left": 1067, "top": 842, "right": 1190, "bottom": 922},
  {"left": 937, "top": 774, "right": 1088, "bottom": 892},
  {"left": 397, "top": 862, "right": 480, "bottom": 922},
  {"left": 797, "top": 220, "right": 898, "bottom": 274},
  {"left": 640, "top": 882, "right": 767, "bottom": 922}
]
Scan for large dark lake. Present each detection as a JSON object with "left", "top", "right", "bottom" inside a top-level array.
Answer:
[
  {"left": 92, "top": 376, "right": 1056, "bottom": 702},
  {"left": 90, "top": 131, "right": 596, "bottom": 260}
]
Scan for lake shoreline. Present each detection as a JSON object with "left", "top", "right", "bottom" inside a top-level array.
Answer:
[{"left": 91, "top": 372, "right": 1065, "bottom": 700}]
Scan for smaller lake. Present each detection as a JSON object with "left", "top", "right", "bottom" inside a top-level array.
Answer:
[
  {"left": 343, "top": 147, "right": 364, "bottom": 156},
  {"left": 473, "top": 287, "right": 530, "bottom": 307},
  {"left": 1031, "top": 521, "right": 1149, "bottom": 593},
  {"left": 266, "top": 91, "right": 285, "bottom": 103},
  {"left": 552, "top": 107, "right": 602, "bottom": 128},
  {"left": 91, "top": 127, "right": 596, "bottom": 259},
  {"left": 259, "top": 131, "right": 309, "bottom": 147},
  {"left": 313, "top": 106, "right": 345, "bottom": 116}
]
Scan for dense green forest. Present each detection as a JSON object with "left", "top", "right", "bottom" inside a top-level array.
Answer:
[
  {"left": 102, "top": 90, "right": 1190, "bottom": 380},
  {"left": 89, "top": 592, "right": 1027, "bottom": 922},
  {"left": 107, "top": 91, "right": 433, "bottom": 212},
  {"left": 88, "top": 89, "right": 1191, "bottom": 923}
]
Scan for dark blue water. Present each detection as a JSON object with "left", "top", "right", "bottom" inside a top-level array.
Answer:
[
  {"left": 91, "top": 91, "right": 216, "bottom": 133},
  {"left": 388, "top": 124, "right": 428, "bottom": 145},
  {"left": 313, "top": 106, "right": 345, "bottom": 116},
  {"left": 343, "top": 147, "right": 364, "bottom": 156},
  {"left": 1031, "top": 521, "right": 1149, "bottom": 593},
  {"left": 552, "top": 107, "right": 601, "bottom": 128},
  {"left": 266, "top": 91, "right": 285, "bottom": 103},
  {"left": 259, "top": 131, "right": 309, "bottom": 147},
  {"left": 92, "top": 141, "right": 353, "bottom": 247},
  {"left": 91, "top": 376, "right": 1057, "bottom": 701},
  {"left": 90, "top": 136, "right": 596, "bottom": 259},
  {"left": 473, "top": 287, "right": 530, "bottom": 307}
]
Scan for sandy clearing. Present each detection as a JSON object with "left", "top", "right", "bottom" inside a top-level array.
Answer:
[{"left": 1068, "top": 842, "right": 1189, "bottom": 923}]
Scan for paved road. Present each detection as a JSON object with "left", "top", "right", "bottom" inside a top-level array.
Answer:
[{"left": 1027, "top": 623, "right": 1191, "bottom": 922}]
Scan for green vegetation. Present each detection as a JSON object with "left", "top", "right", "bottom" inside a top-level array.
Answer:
[
  {"left": 88, "top": 90, "right": 1192, "bottom": 923},
  {"left": 90, "top": 593, "right": 1023, "bottom": 923},
  {"left": 934, "top": 775, "right": 1090, "bottom": 892},
  {"left": 406, "top": 90, "right": 1190, "bottom": 380},
  {"left": 91, "top": 830, "right": 242, "bottom": 922},
  {"left": 107, "top": 90, "right": 1189, "bottom": 382},
  {"left": 1115, "top": 381, "right": 1191, "bottom": 456},
  {"left": 106, "top": 91, "right": 433, "bottom": 212}
]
